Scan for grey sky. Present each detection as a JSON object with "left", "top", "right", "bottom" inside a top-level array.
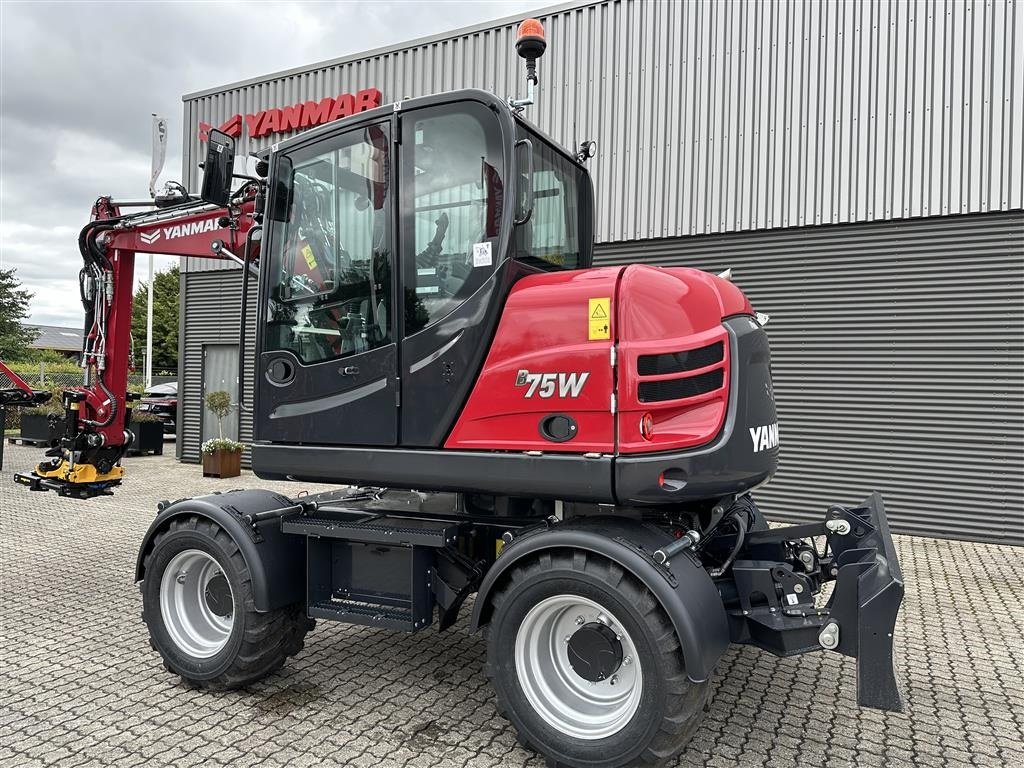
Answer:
[{"left": 0, "top": 0, "right": 545, "bottom": 328}]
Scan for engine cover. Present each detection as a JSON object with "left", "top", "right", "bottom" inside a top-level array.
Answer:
[{"left": 446, "top": 263, "right": 777, "bottom": 503}]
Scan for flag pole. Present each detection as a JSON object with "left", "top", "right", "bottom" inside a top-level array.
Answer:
[{"left": 146, "top": 113, "right": 167, "bottom": 390}]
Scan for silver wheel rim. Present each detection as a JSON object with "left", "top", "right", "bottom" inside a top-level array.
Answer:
[
  {"left": 514, "top": 595, "right": 643, "bottom": 740},
  {"left": 159, "top": 549, "right": 235, "bottom": 658}
]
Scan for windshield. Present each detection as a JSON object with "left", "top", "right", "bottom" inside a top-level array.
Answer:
[
  {"left": 264, "top": 123, "right": 393, "bottom": 364},
  {"left": 514, "top": 128, "right": 590, "bottom": 271}
]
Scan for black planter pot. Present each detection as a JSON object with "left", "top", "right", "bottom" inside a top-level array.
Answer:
[
  {"left": 128, "top": 420, "right": 164, "bottom": 456},
  {"left": 19, "top": 413, "right": 65, "bottom": 446}
]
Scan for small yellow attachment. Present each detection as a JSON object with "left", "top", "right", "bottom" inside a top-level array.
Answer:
[
  {"left": 70, "top": 402, "right": 80, "bottom": 411},
  {"left": 36, "top": 460, "right": 124, "bottom": 484}
]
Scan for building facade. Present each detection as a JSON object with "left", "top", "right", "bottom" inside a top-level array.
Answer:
[{"left": 179, "top": 0, "right": 1024, "bottom": 543}]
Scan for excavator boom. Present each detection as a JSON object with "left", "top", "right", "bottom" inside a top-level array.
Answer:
[{"left": 13, "top": 189, "right": 258, "bottom": 497}]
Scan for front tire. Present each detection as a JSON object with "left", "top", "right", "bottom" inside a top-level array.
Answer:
[
  {"left": 486, "top": 550, "right": 711, "bottom": 768},
  {"left": 140, "top": 515, "right": 313, "bottom": 689}
]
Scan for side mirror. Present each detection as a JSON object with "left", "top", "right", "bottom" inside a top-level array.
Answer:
[
  {"left": 200, "top": 129, "right": 235, "bottom": 207},
  {"left": 514, "top": 138, "right": 534, "bottom": 225},
  {"left": 270, "top": 155, "right": 294, "bottom": 222}
]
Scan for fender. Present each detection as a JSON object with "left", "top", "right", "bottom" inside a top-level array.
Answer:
[
  {"left": 470, "top": 519, "right": 730, "bottom": 683},
  {"left": 134, "top": 489, "right": 305, "bottom": 612}
]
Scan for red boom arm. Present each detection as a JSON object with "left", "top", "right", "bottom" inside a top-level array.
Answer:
[
  {"left": 14, "top": 192, "right": 257, "bottom": 496},
  {"left": 78, "top": 196, "right": 256, "bottom": 448}
]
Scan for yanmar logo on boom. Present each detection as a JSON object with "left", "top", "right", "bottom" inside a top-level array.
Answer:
[{"left": 140, "top": 217, "right": 222, "bottom": 245}]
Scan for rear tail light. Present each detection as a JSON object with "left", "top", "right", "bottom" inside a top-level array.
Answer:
[{"left": 639, "top": 413, "right": 654, "bottom": 440}]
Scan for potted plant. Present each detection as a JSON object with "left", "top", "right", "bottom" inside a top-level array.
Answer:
[
  {"left": 128, "top": 409, "right": 164, "bottom": 456},
  {"left": 18, "top": 386, "right": 66, "bottom": 446},
  {"left": 201, "top": 390, "right": 243, "bottom": 478}
]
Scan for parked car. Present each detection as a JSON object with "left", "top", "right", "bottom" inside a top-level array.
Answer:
[{"left": 138, "top": 382, "right": 177, "bottom": 436}]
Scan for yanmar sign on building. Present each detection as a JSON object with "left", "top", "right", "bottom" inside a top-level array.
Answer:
[{"left": 199, "top": 87, "right": 382, "bottom": 142}]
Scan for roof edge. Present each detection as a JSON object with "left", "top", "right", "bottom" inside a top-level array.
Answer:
[{"left": 182, "top": 0, "right": 605, "bottom": 102}]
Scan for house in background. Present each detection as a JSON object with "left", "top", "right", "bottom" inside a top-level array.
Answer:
[{"left": 25, "top": 324, "right": 83, "bottom": 359}]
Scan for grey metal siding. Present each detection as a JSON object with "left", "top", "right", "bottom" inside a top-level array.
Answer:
[
  {"left": 183, "top": 0, "right": 1024, "bottom": 271},
  {"left": 180, "top": 270, "right": 258, "bottom": 464},
  {"left": 596, "top": 210, "right": 1024, "bottom": 544}
]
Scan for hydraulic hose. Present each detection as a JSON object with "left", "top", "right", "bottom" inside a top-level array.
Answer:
[
  {"left": 76, "top": 212, "right": 126, "bottom": 430},
  {"left": 78, "top": 376, "right": 118, "bottom": 429},
  {"left": 78, "top": 218, "right": 119, "bottom": 269},
  {"left": 709, "top": 510, "right": 748, "bottom": 578}
]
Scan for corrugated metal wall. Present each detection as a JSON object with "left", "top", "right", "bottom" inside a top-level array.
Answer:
[
  {"left": 183, "top": 0, "right": 1024, "bottom": 263},
  {"left": 178, "top": 270, "right": 257, "bottom": 464},
  {"left": 596, "top": 210, "right": 1024, "bottom": 545}
]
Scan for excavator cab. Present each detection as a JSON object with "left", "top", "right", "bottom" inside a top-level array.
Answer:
[{"left": 252, "top": 91, "right": 594, "bottom": 456}]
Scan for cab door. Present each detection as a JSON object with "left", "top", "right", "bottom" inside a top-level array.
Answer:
[
  {"left": 256, "top": 120, "right": 398, "bottom": 446},
  {"left": 398, "top": 100, "right": 512, "bottom": 446}
]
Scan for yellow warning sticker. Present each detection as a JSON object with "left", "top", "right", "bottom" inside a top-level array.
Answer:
[
  {"left": 588, "top": 297, "right": 611, "bottom": 340},
  {"left": 301, "top": 244, "right": 317, "bottom": 270}
]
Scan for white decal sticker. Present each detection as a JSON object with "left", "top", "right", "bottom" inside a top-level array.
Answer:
[
  {"left": 472, "top": 241, "right": 493, "bottom": 267},
  {"left": 515, "top": 369, "right": 590, "bottom": 399},
  {"left": 785, "top": 593, "right": 799, "bottom": 606},
  {"left": 162, "top": 217, "right": 221, "bottom": 240},
  {"left": 140, "top": 231, "right": 161, "bottom": 245},
  {"left": 749, "top": 422, "right": 780, "bottom": 453}
]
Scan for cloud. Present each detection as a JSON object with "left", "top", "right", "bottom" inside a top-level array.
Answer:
[{"left": 0, "top": 0, "right": 545, "bottom": 326}]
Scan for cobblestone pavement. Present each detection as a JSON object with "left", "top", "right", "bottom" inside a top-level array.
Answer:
[{"left": 1, "top": 443, "right": 1022, "bottom": 768}]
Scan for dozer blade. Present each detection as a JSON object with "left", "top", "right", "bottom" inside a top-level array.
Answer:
[
  {"left": 735, "top": 492, "right": 905, "bottom": 712},
  {"left": 824, "top": 492, "right": 905, "bottom": 712}
]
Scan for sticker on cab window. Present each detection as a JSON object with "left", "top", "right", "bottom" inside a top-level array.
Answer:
[{"left": 472, "top": 241, "right": 493, "bottom": 268}]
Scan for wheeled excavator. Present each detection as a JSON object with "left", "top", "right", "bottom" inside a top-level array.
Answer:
[{"left": 5, "top": 20, "right": 903, "bottom": 768}]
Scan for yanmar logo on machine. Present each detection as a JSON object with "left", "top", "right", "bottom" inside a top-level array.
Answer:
[
  {"left": 139, "top": 217, "right": 222, "bottom": 245},
  {"left": 198, "top": 88, "right": 382, "bottom": 143},
  {"left": 750, "top": 422, "right": 780, "bottom": 452}
]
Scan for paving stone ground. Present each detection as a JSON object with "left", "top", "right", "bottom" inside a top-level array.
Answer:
[{"left": 1, "top": 443, "right": 1022, "bottom": 767}]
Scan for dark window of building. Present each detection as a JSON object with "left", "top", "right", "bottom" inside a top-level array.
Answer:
[
  {"left": 402, "top": 102, "right": 504, "bottom": 336},
  {"left": 265, "top": 123, "right": 392, "bottom": 364}
]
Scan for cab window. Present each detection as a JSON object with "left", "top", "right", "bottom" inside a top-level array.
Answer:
[
  {"left": 514, "top": 130, "right": 586, "bottom": 271},
  {"left": 402, "top": 102, "right": 505, "bottom": 335},
  {"left": 265, "top": 124, "right": 392, "bottom": 364}
]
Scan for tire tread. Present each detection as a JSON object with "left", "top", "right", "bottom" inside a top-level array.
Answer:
[
  {"left": 485, "top": 548, "right": 711, "bottom": 768},
  {"left": 140, "top": 514, "right": 314, "bottom": 690}
]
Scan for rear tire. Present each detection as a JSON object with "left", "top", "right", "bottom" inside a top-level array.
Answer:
[
  {"left": 140, "top": 515, "right": 313, "bottom": 689},
  {"left": 486, "top": 549, "right": 711, "bottom": 767}
]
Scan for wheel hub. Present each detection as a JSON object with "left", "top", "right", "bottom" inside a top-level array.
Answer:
[
  {"left": 514, "top": 595, "right": 643, "bottom": 739},
  {"left": 204, "top": 574, "right": 232, "bottom": 617},
  {"left": 567, "top": 622, "right": 623, "bottom": 682},
  {"left": 159, "top": 549, "right": 235, "bottom": 658}
]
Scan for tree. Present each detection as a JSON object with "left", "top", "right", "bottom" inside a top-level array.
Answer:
[
  {"left": 131, "top": 264, "right": 180, "bottom": 372},
  {"left": 204, "top": 390, "right": 233, "bottom": 439},
  {"left": 0, "top": 268, "right": 39, "bottom": 361}
]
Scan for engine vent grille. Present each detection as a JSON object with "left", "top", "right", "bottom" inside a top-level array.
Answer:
[
  {"left": 637, "top": 341, "right": 724, "bottom": 376},
  {"left": 638, "top": 369, "right": 724, "bottom": 402}
]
